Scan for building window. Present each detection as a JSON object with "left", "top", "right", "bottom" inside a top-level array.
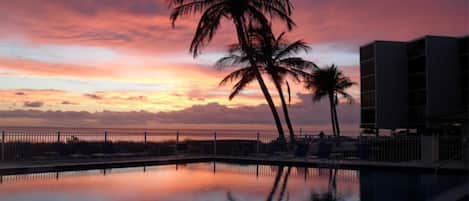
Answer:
[
  {"left": 361, "top": 92, "right": 375, "bottom": 107},
  {"left": 360, "top": 44, "right": 374, "bottom": 61},
  {"left": 361, "top": 109, "right": 375, "bottom": 123},
  {"left": 409, "top": 90, "right": 426, "bottom": 106},
  {"left": 409, "top": 75, "right": 426, "bottom": 90},
  {"left": 409, "top": 107, "right": 425, "bottom": 124},
  {"left": 459, "top": 37, "right": 468, "bottom": 54},
  {"left": 360, "top": 60, "right": 375, "bottom": 76},
  {"left": 460, "top": 55, "right": 468, "bottom": 72},
  {"left": 407, "top": 39, "right": 425, "bottom": 58},
  {"left": 462, "top": 89, "right": 468, "bottom": 107},
  {"left": 408, "top": 57, "right": 426, "bottom": 74},
  {"left": 361, "top": 76, "right": 375, "bottom": 91}
]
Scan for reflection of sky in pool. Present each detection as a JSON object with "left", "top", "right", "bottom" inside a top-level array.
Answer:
[{"left": 0, "top": 163, "right": 465, "bottom": 201}]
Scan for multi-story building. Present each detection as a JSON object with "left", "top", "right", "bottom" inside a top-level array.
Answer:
[{"left": 359, "top": 35, "right": 468, "bottom": 135}]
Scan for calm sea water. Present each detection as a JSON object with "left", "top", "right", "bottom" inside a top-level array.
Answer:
[
  {"left": 0, "top": 163, "right": 466, "bottom": 201},
  {"left": 0, "top": 127, "right": 281, "bottom": 142},
  {"left": 0, "top": 126, "right": 360, "bottom": 139}
]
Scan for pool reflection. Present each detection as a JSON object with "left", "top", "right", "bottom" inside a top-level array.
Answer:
[{"left": 0, "top": 163, "right": 465, "bottom": 201}]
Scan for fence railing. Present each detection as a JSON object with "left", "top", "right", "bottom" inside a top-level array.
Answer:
[
  {"left": 357, "top": 136, "right": 421, "bottom": 161},
  {"left": 438, "top": 135, "right": 464, "bottom": 161},
  {"left": 0, "top": 130, "right": 464, "bottom": 163},
  {"left": 0, "top": 130, "right": 282, "bottom": 161}
]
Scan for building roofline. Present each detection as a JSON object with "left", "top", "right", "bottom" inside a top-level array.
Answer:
[
  {"left": 359, "top": 40, "right": 406, "bottom": 48},
  {"left": 360, "top": 35, "right": 469, "bottom": 48}
]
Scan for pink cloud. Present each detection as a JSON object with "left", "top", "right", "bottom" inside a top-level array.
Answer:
[
  {"left": 0, "top": 57, "right": 116, "bottom": 78},
  {"left": 0, "top": 0, "right": 464, "bottom": 58},
  {"left": 291, "top": 0, "right": 467, "bottom": 44},
  {"left": 0, "top": 93, "right": 360, "bottom": 134}
]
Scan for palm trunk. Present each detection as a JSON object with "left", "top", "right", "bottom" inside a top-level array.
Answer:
[
  {"left": 233, "top": 17, "right": 286, "bottom": 147},
  {"left": 333, "top": 98, "right": 341, "bottom": 137},
  {"left": 255, "top": 70, "right": 287, "bottom": 146},
  {"left": 274, "top": 81, "right": 295, "bottom": 145},
  {"left": 328, "top": 93, "right": 337, "bottom": 137}
]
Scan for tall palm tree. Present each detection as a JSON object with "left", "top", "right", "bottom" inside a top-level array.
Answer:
[
  {"left": 169, "top": 0, "right": 295, "bottom": 147},
  {"left": 304, "top": 65, "right": 356, "bottom": 137},
  {"left": 216, "top": 27, "right": 317, "bottom": 145}
]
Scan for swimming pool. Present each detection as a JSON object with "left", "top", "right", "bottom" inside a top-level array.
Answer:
[{"left": 0, "top": 162, "right": 466, "bottom": 201}]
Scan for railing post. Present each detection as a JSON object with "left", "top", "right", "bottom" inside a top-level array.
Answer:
[
  {"left": 56, "top": 131, "right": 61, "bottom": 158},
  {"left": 104, "top": 131, "right": 108, "bottom": 143},
  {"left": 144, "top": 131, "right": 147, "bottom": 153},
  {"left": 57, "top": 131, "right": 61, "bottom": 144},
  {"left": 104, "top": 131, "right": 108, "bottom": 154},
  {"left": 213, "top": 132, "right": 217, "bottom": 156},
  {"left": 175, "top": 131, "right": 179, "bottom": 155},
  {"left": 1, "top": 131, "right": 4, "bottom": 161},
  {"left": 256, "top": 132, "right": 260, "bottom": 154}
]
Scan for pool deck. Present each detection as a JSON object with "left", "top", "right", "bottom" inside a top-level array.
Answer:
[{"left": 0, "top": 155, "right": 467, "bottom": 175}]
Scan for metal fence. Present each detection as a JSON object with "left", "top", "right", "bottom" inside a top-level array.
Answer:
[
  {"left": 357, "top": 136, "right": 421, "bottom": 161},
  {"left": 0, "top": 130, "right": 464, "bottom": 162},
  {"left": 439, "top": 135, "right": 464, "bottom": 161},
  {"left": 0, "top": 130, "right": 281, "bottom": 161}
]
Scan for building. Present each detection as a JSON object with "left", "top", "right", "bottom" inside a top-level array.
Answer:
[{"left": 359, "top": 35, "right": 468, "bottom": 135}]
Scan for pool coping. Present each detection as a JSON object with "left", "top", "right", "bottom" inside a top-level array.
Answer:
[{"left": 0, "top": 155, "right": 467, "bottom": 175}]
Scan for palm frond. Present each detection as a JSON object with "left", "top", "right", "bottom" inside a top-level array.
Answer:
[
  {"left": 169, "top": 0, "right": 224, "bottom": 26},
  {"left": 215, "top": 54, "right": 248, "bottom": 69},
  {"left": 189, "top": 3, "right": 226, "bottom": 56},
  {"left": 228, "top": 70, "right": 257, "bottom": 99},
  {"left": 337, "top": 90, "right": 355, "bottom": 104},
  {"left": 274, "top": 40, "right": 310, "bottom": 60},
  {"left": 278, "top": 57, "right": 318, "bottom": 69},
  {"left": 219, "top": 66, "right": 255, "bottom": 86}
]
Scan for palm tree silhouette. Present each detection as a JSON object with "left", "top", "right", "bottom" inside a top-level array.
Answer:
[
  {"left": 303, "top": 65, "right": 355, "bottom": 137},
  {"left": 216, "top": 26, "right": 317, "bottom": 146},
  {"left": 169, "top": 0, "right": 295, "bottom": 147}
]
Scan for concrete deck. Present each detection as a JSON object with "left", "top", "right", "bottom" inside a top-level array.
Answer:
[{"left": 0, "top": 155, "right": 467, "bottom": 175}]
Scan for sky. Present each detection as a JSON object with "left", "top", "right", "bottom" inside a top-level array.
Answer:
[{"left": 0, "top": 0, "right": 467, "bottom": 131}]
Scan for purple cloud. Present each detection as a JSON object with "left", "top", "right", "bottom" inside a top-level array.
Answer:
[{"left": 23, "top": 101, "right": 44, "bottom": 108}]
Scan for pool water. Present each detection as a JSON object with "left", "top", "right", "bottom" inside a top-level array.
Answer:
[{"left": 0, "top": 162, "right": 466, "bottom": 201}]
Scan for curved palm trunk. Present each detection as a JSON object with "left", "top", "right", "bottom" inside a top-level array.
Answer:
[
  {"left": 328, "top": 93, "right": 337, "bottom": 137},
  {"left": 233, "top": 17, "right": 286, "bottom": 147},
  {"left": 333, "top": 100, "right": 341, "bottom": 137},
  {"left": 255, "top": 70, "right": 287, "bottom": 146},
  {"left": 274, "top": 81, "right": 295, "bottom": 145}
]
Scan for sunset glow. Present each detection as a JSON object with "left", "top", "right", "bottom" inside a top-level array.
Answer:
[{"left": 0, "top": 0, "right": 466, "bottom": 128}]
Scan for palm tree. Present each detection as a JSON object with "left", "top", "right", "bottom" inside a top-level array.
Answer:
[
  {"left": 216, "top": 27, "right": 317, "bottom": 146},
  {"left": 169, "top": 0, "right": 295, "bottom": 147},
  {"left": 304, "top": 65, "right": 356, "bottom": 137}
]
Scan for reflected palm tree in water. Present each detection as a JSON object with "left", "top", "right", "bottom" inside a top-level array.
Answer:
[
  {"left": 307, "top": 169, "right": 343, "bottom": 201},
  {"left": 227, "top": 167, "right": 344, "bottom": 201},
  {"left": 227, "top": 166, "right": 292, "bottom": 201}
]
